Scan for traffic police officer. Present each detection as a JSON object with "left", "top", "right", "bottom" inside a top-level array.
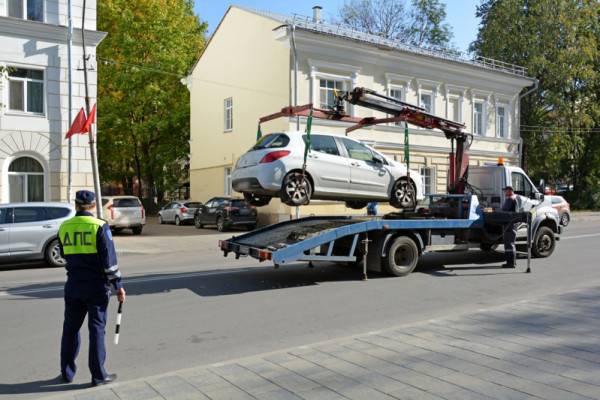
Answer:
[
  {"left": 59, "top": 190, "right": 126, "bottom": 386},
  {"left": 501, "top": 186, "right": 519, "bottom": 268}
]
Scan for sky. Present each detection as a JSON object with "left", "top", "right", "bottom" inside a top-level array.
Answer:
[{"left": 194, "top": 0, "right": 482, "bottom": 53}]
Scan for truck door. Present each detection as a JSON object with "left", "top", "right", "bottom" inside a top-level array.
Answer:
[{"left": 510, "top": 170, "right": 536, "bottom": 211}]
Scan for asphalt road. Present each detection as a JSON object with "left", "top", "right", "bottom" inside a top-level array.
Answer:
[{"left": 1, "top": 220, "right": 600, "bottom": 399}]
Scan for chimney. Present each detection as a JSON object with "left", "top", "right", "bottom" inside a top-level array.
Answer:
[{"left": 312, "top": 5, "right": 322, "bottom": 23}]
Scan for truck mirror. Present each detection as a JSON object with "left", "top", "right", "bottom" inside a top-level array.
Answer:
[{"left": 538, "top": 179, "right": 545, "bottom": 192}]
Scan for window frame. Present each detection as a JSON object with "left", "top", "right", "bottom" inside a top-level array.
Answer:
[
  {"left": 6, "top": 66, "right": 45, "bottom": 116},
  {"left": 419, "top": 166, "right": 436, "bottom": 195},
  {"left": 447, "top": 95, "right": 461, "bottom": 123},
  {"left": 340, "top": 138, "right": 375, "bottom": 163},
  {"left": 388, "top": 86, "right": 405, "bottom": 126},
  {"left": 496, "top": 103, "right": 508, "bottom": 138},
  {"left": 13, "top": 206, "right": 47, "bottom": 224},
  {"left": 318, "top": 78, "right": 346, "bottom": 110},
  {"left": 473, "top": 100, "right": 485, "bottom": 136},
  {"left": 419, "top": 91, "right": 434, "bottom": 114},
  {"left": 7, "top": 156, "right": 45, "bottom": 202},
  {"left": 223, "top": 97, "right": 233, "bottom": 132},
  {"left": 7, "top": 0, "right": 45, "bottom": 22},
  {"left": 511, "top": 171, "right": 533, "bottom": 197},
  {"left": 303, "top": 134, "right": 342, "bottom": 156}
]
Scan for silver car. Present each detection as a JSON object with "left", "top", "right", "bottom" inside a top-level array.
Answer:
[
  {"left": 158, "top": 201, "right": 202, "bottom": 226},
  {"left": 232, "top": 131, "right": 424, "bottom": 209},
  {"left": 0, "top": 202, "right": 75, "bottom": 268},
  {"left": 102, "top": 196, "right": 146, "bottom": 235}
]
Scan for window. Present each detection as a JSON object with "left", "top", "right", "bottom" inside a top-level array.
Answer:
[
  {"left": 341, "top": 138, "right": 373, "bottom": 162},
  {"left": 389, "top": 88, "right": 404, "bottom": 125},
  {"left": 46, "top": 207, "right": 71, "bottom": 220},
  {"left": 448, "top": 97, "right": 460, "bottom": 122},
  {"left": 224, "top": 167, "right": 232, "bottom": 196},
  {"left": 8, "top": 0, "right": 43, "bottom": 21},
  {"left": 420, "top": 92, "right": 433, "bottom": 114},
  {"left": 511, "top": 172, "right": 533, "bottom": 197},
  {"left": 114, "top": 198, "right": 141, "bottom": 208},
  {"left": 305, "top": 135, "right": 340, "bottom": 156},
  {"left": 419, "top": 166, "right": 436, "bottom": 195},
  {"left": 0, "top": 208, "right": 9, "bottom": 224},
  {"left": 496, "top": 105, "right": 507, "bottom": 138},
  {"left": 13, "top": 207, "right": 47, "bottom": 223},
  {"left": 474, "top": 102, "right": 484, "bottom": 135},
  {"left": 8, "top": 157, "right": 44, "bottom": 202},
  {"left": 252, "top": 134, "right": 289, "bottom": 150},
  {"left": 8, "top": 68, "right": 44, "bottom": 114},
  {"left": 224, "top": 97, "right": 233, "bottom": 131},
  {"left": 319, "top": 79, "right": 344, "bottom": 109}
]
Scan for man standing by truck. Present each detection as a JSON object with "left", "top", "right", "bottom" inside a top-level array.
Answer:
[{"left": 501, "top": 186, "right": 519, "bottom": 268}]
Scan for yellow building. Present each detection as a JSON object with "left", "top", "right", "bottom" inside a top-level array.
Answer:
[{"left": 187, "top": 6, "right": 535, "bottom": 224}]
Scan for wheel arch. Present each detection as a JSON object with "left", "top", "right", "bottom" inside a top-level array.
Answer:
[
  {"left": 382, "top": 230, "right": 425, "bottom": 258},
  {"left": 284, "top": 169, "right": 315, "bottom": 192},
  {"left": 389, "top": 176, "right": 419, "bottom": 199}
]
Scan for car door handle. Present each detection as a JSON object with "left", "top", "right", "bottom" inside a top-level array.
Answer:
[
  {"left": 0, "top": 228, "right": 5, "bottom": 232},
  {"left": 308, "top": 154, "right": 319, "bottom": 159},
  {"left": 350, "top": 162, "right": 359, "bottom": 167},
  {"left": 43, "top": 224, "right": 53, "bottom": 228}
]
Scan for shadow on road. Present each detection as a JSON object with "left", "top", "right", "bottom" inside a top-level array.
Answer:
[
  {"left": 0, "top": 375, "right": 88, "bottom": 396},
  {"left": 5, "top": 251, "right": 519, "bottom": 300}
]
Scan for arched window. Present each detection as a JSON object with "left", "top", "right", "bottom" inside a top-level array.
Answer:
[{"left": 8, "top": 157, "right": 45, "bottom": 202}]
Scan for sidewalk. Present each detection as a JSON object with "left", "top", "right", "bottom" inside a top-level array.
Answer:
[{"left": 43, "top": 286, "right": 600, "bottom": 400}]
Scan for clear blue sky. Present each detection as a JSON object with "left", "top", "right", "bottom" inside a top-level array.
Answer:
[{"left": 194, "top": 1, "right": 481, "bottom": 53}]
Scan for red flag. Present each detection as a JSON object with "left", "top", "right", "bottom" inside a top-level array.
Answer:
[
  {"left": 82, "top": 103, "right": 96, "bottom": 133},
  {"left": 65, "top": 108, "right": 87, "bottom": 139}
]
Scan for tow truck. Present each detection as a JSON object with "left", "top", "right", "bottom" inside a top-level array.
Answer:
[{"left": 219, "top": 88, "right": 561, "bottom": 277}]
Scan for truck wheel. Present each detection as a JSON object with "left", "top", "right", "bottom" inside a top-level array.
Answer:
[
  {"left": 281, "top": 171, "right": 312, "bottom": 206},
  {"left": 532, "top": 226, "right": 555, "bottom": 258},
  {"left": 45, "top": 239, "right": 66, "bottom": 268},
  {"left": 383, "top": 236, "right": 419, "bottom": 276}
]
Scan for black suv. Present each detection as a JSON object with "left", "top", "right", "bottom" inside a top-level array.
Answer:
[{"left": 194, "top": 197, "right": 257, "bottom": 232}]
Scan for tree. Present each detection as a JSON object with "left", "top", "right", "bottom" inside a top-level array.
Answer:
[
  {"left": 471, "top": 0, "right": 600, "bottom": 208},
  {"left": 97, "top": 0, "right": 206, "bottom": 205},
  {"left": 337, "top": 0, "right": 453, "bottom": 49}
]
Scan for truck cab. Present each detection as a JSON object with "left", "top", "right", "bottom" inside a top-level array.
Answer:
[{"left": 468, "top": 163, "right": 561, "bottom": 257}]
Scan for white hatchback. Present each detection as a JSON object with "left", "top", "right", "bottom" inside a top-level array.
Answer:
[
  {"left": 232, "top": 131, "right": 424, "bottom": 209},
  {"left": 102, "top": 196, "right": 146, "bottom": 235}
]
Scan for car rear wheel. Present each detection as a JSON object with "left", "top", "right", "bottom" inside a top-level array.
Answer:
[
  {"left": 175, "top": 216, "right": 181, "bottom": 226},
  {"left": 243, "top": 192, "right": 271, "bottom": 207},
  {"left": 281, "top": 171, "right": 312, "bottom": 206},
  {"left": 158, "top": 215, "right": 164, "bottom": 224},
  {"left": 390, "top": 178, "right": 416, "bottom": 210},
  {"left": 345, "top": 201, "right": 369, "bottom": 210},
  {"left": 45, "top": 239, "right": 66, "bottom": 268},
  {"left": 132, "top": 226, "right": 143, "bottom": 235},
  {"left": 383, "top": 236, "right": 419, "bottom": 276},
  {"left": 194, "top": 215, "right": 203, "bottom": 229},
  {"left": 216, "top": 216, "right": 226, "bottom": 232},
  {"left": 560, "top": 212, "right": 570, "bottom": 227}
]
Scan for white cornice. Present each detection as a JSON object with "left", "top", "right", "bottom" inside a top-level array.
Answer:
[
  {"left": 385, "top": 73, "right": 413, "bottom": 86},
  {"left": 307, "top": 58, "right": 361, "bottom": 75},
  {"left": 0, "top": 16, "right": 107, "bottom": 47}
]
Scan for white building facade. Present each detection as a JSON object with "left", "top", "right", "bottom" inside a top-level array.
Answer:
[{"left": 0, "top": 0, "right": 105, "bottom": 203}]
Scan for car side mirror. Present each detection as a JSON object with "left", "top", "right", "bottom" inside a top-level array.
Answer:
[{"left": 530, "top": 192, "right": 543, "bottom": 201}]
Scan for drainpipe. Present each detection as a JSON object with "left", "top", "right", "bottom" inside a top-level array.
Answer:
[{"left": 518, "top": 78, "right": 539, "bottom": 168}]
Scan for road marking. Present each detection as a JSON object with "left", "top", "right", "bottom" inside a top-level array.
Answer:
[
  {"left": 561, "top": 233, "right": 600, "bottom": 240},
  {"left": 0, "top": 267, "right": 261, "bottom": 297}
]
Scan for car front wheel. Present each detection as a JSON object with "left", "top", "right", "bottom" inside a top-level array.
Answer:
[
  {"left": 390, "top": 178, "right": 416, "bottom": 210},
  {"left": 560, "top": 212, "right": 570, "bottom": 227},
  {"left": 281, "top": 171, "right": 312, "bottom": 206},
  {"left": 175, "top": 216, "right": 181, "bottom": 226},
  {"left": 45, "top": 239, "right": 66, "bottom": 268},
  {"left": 194, "top": 215, "right": 203, "bottom": 229}
]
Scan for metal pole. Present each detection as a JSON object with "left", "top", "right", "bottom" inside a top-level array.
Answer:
[
  {"left": 290, "top": 24, "right": 299, "bottom": 130},
  {"left": 66, "top": 0, "right": 73, "bottom": 202},
  {"left": 81, "top": 0, "right": 103, "bottom": 218},
  {"left": 526, "top": 212, "right": 532, "bottom": 273}
]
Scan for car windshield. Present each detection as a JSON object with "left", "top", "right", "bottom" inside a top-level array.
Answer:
[
  {"left": 114, "top": 198, "right": 141, "bottom": 208},
  {"left": 251, "top": 134, "right": 289, "bottom": 150},
  {"left": 231, "top": 200, "right": 248, "bottom": 208}
]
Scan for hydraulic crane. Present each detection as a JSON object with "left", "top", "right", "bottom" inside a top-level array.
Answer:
[{"left": 258, "top": 87, "right": 472, "bottom": 193}]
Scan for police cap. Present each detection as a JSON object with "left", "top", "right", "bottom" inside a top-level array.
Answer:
[{"left": 75, "top": 190, "right": 96, "bottom": 205}]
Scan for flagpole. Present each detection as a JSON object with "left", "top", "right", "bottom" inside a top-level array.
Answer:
[
  {"left": 81, "top": 0, "right": 103, "bottom": 218},
  {"left": 66, "top": 0, "right": 73, "bottom": 202}
]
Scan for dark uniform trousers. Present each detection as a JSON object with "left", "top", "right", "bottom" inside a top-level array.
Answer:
[
  {"left": 61, "top": 281, "right": 110, "bottom": 382},
  {"left": 59, "top": 212, "right": 121, "bottom": 384},
  {"left": 503, "top": 224, "right": 517, "bottom": 267}
]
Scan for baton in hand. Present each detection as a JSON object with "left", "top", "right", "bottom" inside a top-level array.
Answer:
[{"left": 114, "top": 301, "right": 123, "bottom": 345}]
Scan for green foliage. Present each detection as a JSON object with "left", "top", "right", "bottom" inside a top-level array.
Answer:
[
  {"left": 471, "top": 0, "right": 600, "bottom": 208},
  {"left": 97, "top": 0, "right": 206, "bottom": 201},
  {"left": 337, "top": 0, "right": 453, "bottom": 49}
]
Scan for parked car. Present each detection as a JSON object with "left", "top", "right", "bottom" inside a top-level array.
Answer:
[
  {"left": 0, "top": 203, "right": 75, "bottom": 268},
  {"left": 194, "top": 197, "right": 257, "bottom": 232},
  {"left": 158, "top": 201, "right": 202, "bottom": 225},
  {"left": 232, "top": 131, "right": 424, "bottom": 209},
  {"left": 549, "top": 195, "right": 571, "bottom": 226},
  {"left": 102, "top": 196, "right": 146, "bottom": 235}
]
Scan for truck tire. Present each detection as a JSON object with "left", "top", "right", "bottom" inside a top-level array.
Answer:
[
  {"left": 383, "top": 236, "right": 419, "bottom": 276},
  {"left": 532, "top": 226, "right": 555, "bottom": 258},
  {"left": 45, "top": 239, "right": 66, "bottom": 268}
]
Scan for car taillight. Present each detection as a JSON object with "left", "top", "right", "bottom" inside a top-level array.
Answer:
[
  {"left": 107, "top": 204, "right": 114, "bottom": 219},
  {"left": 181, "top": 207, "right": 188, "bottom": 214},
  {"left": 260, "top": 150, "right": 290, "bottom": 163}
]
